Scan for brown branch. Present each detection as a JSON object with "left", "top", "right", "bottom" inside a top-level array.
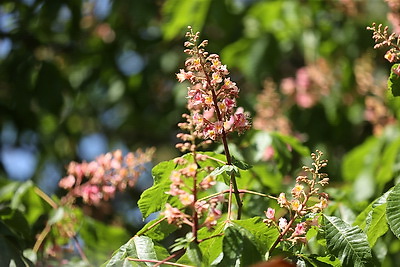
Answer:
[
  {"left": 196, "top": 50, "right": 242, "bottom": 220},
  {"left": 136, "top": 217, "right": 167, "bottom": 236},
  {"left": 154, "top": 249, "right": 186, "bottom": 267},
  {"left": 128, "top": 257, "right": 194, "bottom": 267}
]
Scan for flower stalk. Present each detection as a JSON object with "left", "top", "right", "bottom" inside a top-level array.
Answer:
[{"left": 265, "top": 150, "right": 329, "bottom": 254}]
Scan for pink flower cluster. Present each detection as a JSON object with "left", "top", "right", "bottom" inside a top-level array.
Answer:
[
  {"left": 59, "top": 148, "right": 154, "bottom": 205},
  {"left": 253, "top": 80, "right": 293, "bottom": 136},
  {"left": 162, "top": 155, "right": 224, "bottom": 229},
  {"left": 367, "top": 23, "right": 400, "bottom": 67},
  {"left": 264, "top": 150, "right": 329, "bottom": 245},
  {"left": 176, "top": 27, "right": 251, "bottom": 144},
  {"left": 280, "top": 59, "right": 332, "bottom": 109},
  {"left": 162, "top": 197, "right": 223, "bottom": 230}
]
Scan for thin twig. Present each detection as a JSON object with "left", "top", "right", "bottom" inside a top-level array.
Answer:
[
  {"left": 137, "top": 217, "right": 168, "bottom": 236},
  {"left": 268, "top": 214, "right": 298, "bottom": 254},
  {"left": 227, "top": 182, "right": 233, "bottom": 220},
  {"left": 34, "top": 186, "right": 58, "bottom": 209},
  {"left": 127, "top": 257, "right": 194, "bottom": 267},
  {"left": 154, "top": 249, "right": 185, "bottom": 267},
  {"left": 72, "top": 235, "right": 91, "bottom": 265},
  {"left": 33, "top": 222, "right": 52, "bottom": 253},
  {"left": 203, "top": 154, "right": 227, "bottom": 165},
  {"left": 198, "top": 233, "right": 224, "bottom": 243},
  {"left": 197, "top": 189, "right": 274, "bottom": 202}
]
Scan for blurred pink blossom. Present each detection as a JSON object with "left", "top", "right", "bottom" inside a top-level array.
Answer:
[{"left": 59, "top": 148, "right": 154, "bottom": 206}]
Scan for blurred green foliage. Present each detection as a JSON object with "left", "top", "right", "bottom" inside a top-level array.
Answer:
[{"left": 2, "top": 0, "right": 400, "bottom": 266}]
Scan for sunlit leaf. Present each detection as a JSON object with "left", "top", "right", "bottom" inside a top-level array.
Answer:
[
  {"left": 364, "top": 204, "right": 388, "bottom": 247},
  {"left": 79, "top": 216, "right": 130, "bottom": 264},
  {"left": 11, "top": 180, "right": 34, "bottom": 209},
  {"left": 104, "top": 236, "right": 163, "bottom": 267},
  {"left": 342, "top": 136, "right": 381, "bottom": 182},
  {"left": 376, "top": 137, "right": 400, "bottom": 188},
  {"left": 0, "top": 181, "right": 20, "bottom": 202},
  {"left": 353, "top": 188, "right": 392, "bottom": 228},
  {"left": 48, "top": 207, "right": 64, "bottom": 225},
  {"left": 217, "top": 217, "right": 279, "bottom": 266},
  {"left": 231, "top": 156, "right": 252, "bottom": 170},
  {"left": 162, "top": 0, "right": 211, "bottom": 40},
  {"left": 386, "top": 183, "right": 400, "bottom": 239},
  {"left": 388, "top": 64, "right": 400, "bottom": 97},
  {"left": 354, "top": 189, "right": 392, "bottom": 247},
  {"left": 187, "top": 241, "right": 203, "bottom": 266},
  {"left": 136, "top": 217, "right": 177, "bottom": 241},
  {"left": 233, "top": 217, "right": 279, "bottom": 253},
  {"left": 198, "top": 222, "right": 225, "bottom": 265},
  {"left": 271, "top": 132, "right": 310, "bottom": 157},
  {"left": 210, "top": 165, "right": 238, "bottom": 185},
  {"left": 218, "top": 225, "right": 262, "bottom": 266},
  {"left": 137, "top": 160, "right": 177, "bottom": 219},
  {"left": 323, "top": 215, "right": 372, "bottom": 267},
  {"left": 134, "top": 236, "right": 158, "bottom": 266}
]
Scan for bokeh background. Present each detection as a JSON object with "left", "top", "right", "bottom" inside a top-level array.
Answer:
[{"left": 2, "top": 0, "right": 400, "bottom": 265}]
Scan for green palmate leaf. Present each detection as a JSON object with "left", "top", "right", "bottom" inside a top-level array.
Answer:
[
  {"left": 0, "top": 207, "right": 32, "bottom": 250},
  {"left": 198, "top": 223, "right": 225, "bottom": 265},
  {"left": 217, "top": 218, "right": 279, "bottom": 266},
  {"left": 138, "top": 152, "right": 226, "bottom": 218},
  {"left": 342, "top": 136, "right": 381, "bottom": 182},
  {"left": 353, "top": 189, "right": 392, "bottom": 228},
  {"left": 386, "top": 183, "right": 400, "bottom": 239},
  {"left": 271, "top": 132, "right": 310, "bottom": 157},
  {"left": 0, "top": 233, "right": 34, "bottom": 267},
  {"left": 231, "top": 156, "right": 252, "bottom": 170},
  {"left": 244, "top": 164, "right": 283, "bottom": 193},
  {"left": 353, "top": 189, "right": 392, "bottom": 247},
  {"left": 388, "top": 64, "right": 400, "bottom": 97},
  {"left": 0, "top": 180, "right": 20, "bottom": 202},
  {"left": 218, "top": 225, "right": 262, "bottom": 267},
  {"left": 134, "top": 236, "right": 158, "bottom": 266},
  {"left": 137, "top": 160, "right": 177, "bottom": 219},
  {"left": 376, "top": 137, "right": 400, "bottom": 189},
  {"left": 210, "top": 165, "right": 238, "bottom": 184},
  {"left": 11, "top": 180, "right": 34, "bottom": 209},
  {"left": 48, "top": 207, "right": 64, "bottom": 225},
  {"left": 323, "top": 215, "right": 372, "bottom": 267},
  {"left": 187, "top": 242, "right": 203, "bottom": 266},
  {"left": 136, "top": 216, "right": 178, "bottom": 241},
  {"left": 104, "top": 236, "right": 164, "bottom": 267},
  {"left": 79, "top": 216, "right": 130, "bottom": 264},
  {"left": 301, "top": 255, "right": 341, "bottom": 267},
  {"left": 209, "top": 165, "right": 236, "bottom": 177},
  {"left": 269, "top": 132, "right": 310, "bottom": 173},
  {"left": 233, "top": 217, "right": 279, "bottom": 253},
  {"left": 104, "top": 238, "right": 137, "bottom": 267},
  {"left": 162, "top": 0, "right": 211, "bottom": 40},
  {"left": 364, "top": 204, "right": 388, "bottom": 247}
]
